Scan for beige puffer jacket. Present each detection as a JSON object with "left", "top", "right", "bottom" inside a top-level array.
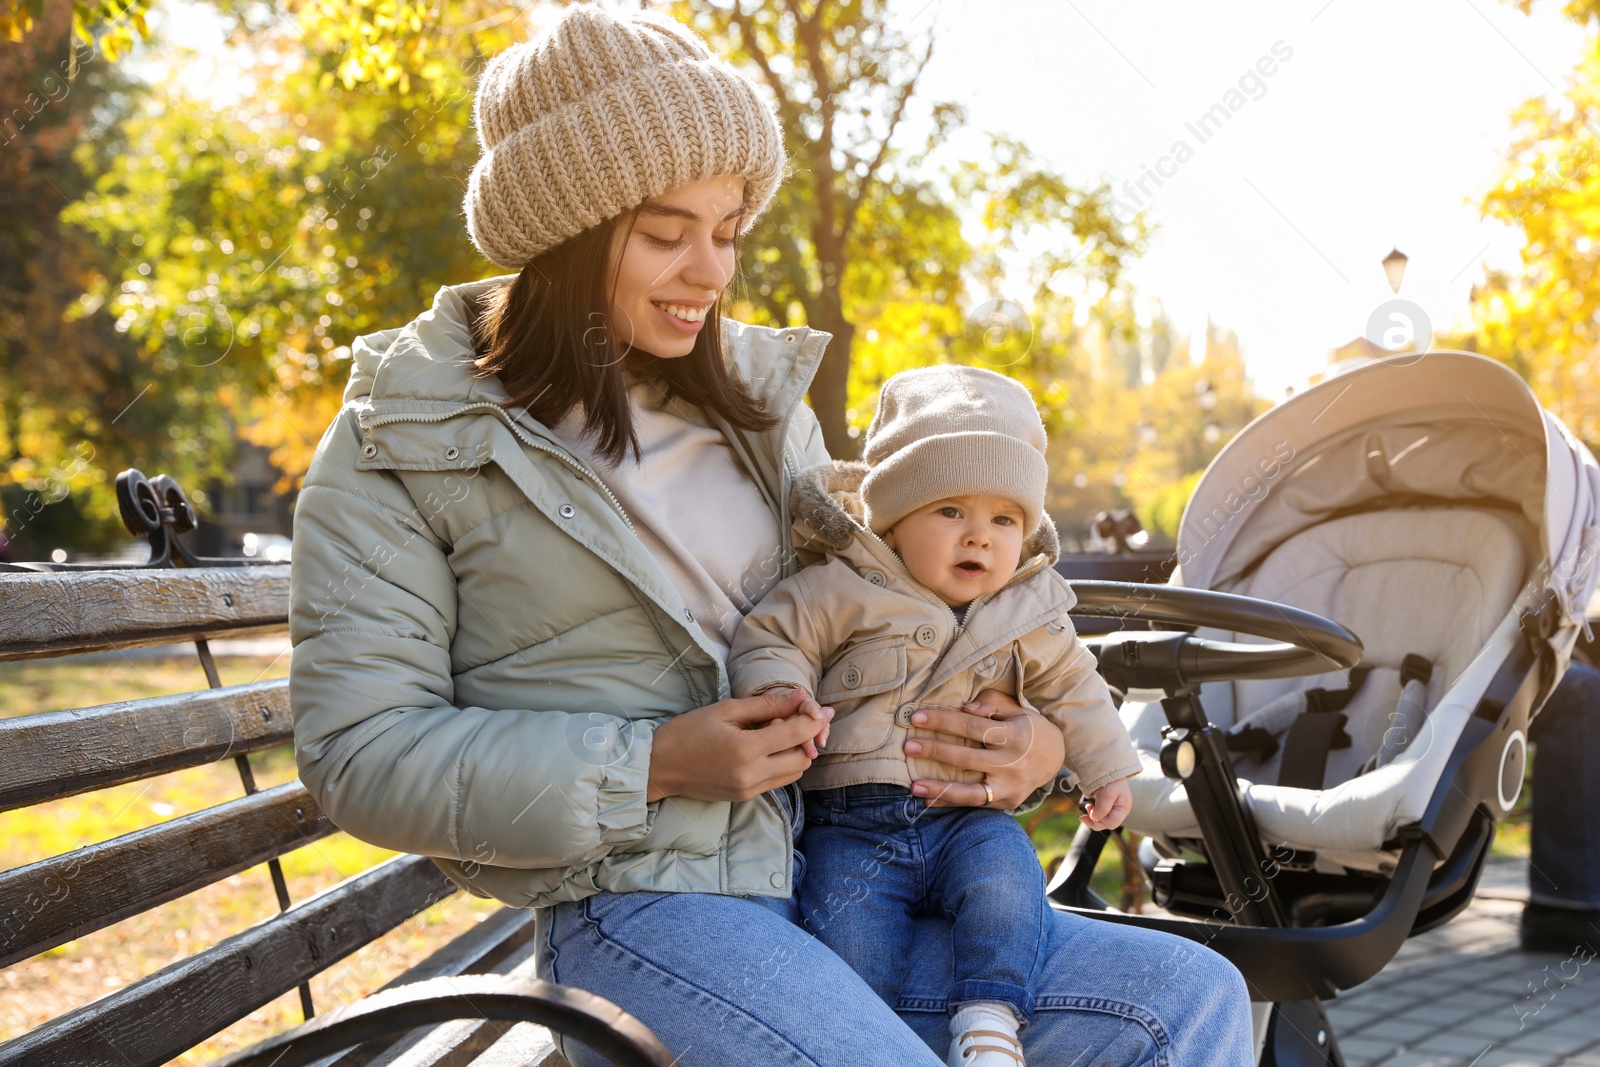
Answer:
[{"left": 727, "top": 461, "right": 1142, "bottom": 800}]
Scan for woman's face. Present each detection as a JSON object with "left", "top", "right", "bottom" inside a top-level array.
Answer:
[{"left": 607, "top": 175, "right": 744, "bottom": 360}]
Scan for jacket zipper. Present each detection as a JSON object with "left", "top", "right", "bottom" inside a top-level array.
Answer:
[
  {"left": 364, "top": 404, "right": 636, "bottom": 533},
  {"left": 960, "top": 554, "right": 1053, "bottom": 632},
  {"left": 938, "top": 558, "right": 1053, "bottom": 659}
]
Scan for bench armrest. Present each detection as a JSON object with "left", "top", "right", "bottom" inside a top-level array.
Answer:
[{"left": 210, "top": 974, "right": 674, "bottom": 1067}]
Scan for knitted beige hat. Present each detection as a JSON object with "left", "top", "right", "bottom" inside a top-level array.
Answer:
[
  {"left": 860, "top": 365, "right": 1050, "bottom": 537},
  {"left": 465, "top": 5, "right": 786, "bottom": 269}
]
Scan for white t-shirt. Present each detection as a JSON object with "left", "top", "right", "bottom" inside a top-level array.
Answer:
[{"left": 550, "top": 376, "right": 785, "bottom": 661}]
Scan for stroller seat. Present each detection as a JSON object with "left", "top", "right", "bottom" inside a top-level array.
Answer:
[{"left": 1123, "top": 505, "right": 1537, "bottom": 872}]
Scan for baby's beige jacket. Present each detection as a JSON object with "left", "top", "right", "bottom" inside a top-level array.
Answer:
[{"left": 728, "top": 461, "right": 1141, "bottom": 801}]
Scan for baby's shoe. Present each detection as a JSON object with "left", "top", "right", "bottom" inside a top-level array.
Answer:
[
  {"left": 947, "top": 1002, "right": 1024, "bottom": 1066},
  {"left": 946, "top": 1028, "right": 1024, "bottom": 1066}
]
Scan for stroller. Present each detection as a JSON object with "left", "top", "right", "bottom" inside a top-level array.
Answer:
[{"left": 1049, "top": 352, "right": 1600, "bottom": 1065}]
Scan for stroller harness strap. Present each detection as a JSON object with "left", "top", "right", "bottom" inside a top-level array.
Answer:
[
  {"left": 1225, "top": 667, "right": 1371, "bottom": 764},
  {"left": 1224, "top": 660, "right": 1437, "bottom": 789},
  {"left": 1361, "top": 654, "right": 1434, "bottom": 776},
  {"left": 1275, "top": 666, "right": 1370, "bottom": 789}
]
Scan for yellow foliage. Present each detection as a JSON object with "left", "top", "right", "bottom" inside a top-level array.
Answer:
[
  {"left": 290, "top": 0, "right": 524, "bottom": 93},
  {"left": 1468, "top": 33, "right": 1600, "bottom": 445},
  {"left": 236, "top": 373, "right": 350, "bottom": 495},
  {"left": 846, "top": 295, "right": 1263, "bottom": 545}
]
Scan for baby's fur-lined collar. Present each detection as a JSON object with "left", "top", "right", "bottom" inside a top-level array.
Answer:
[{"left": 789, "top": 459, "right": 1061, "bottom": 563}]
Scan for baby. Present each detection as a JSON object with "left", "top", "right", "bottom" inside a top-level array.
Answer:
[{"left": 729, "top": 365, "right": 1139, "bottom": 1067}]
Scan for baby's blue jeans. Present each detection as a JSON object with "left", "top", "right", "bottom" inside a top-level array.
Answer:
[{"left": 799, "top": 783, "right": 1045, "bottom": 1023}]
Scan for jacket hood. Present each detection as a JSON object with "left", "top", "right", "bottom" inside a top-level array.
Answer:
[
  {"left": 345, "top": 277, "right": 505, "bottom": 408},
  {"left": 790, "top": 459, "right": 1061, "bottom": 567}
]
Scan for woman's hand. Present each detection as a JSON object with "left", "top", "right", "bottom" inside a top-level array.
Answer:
[
  {"left": 903, "top": 689, "right": 1066, "bottom": 810},
  {"left": 647, "top": 687, "right": 832, "bottom": 803}
]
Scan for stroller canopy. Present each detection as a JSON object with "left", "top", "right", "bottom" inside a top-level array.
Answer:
[{"left": 1175, "top": 352, "right": 1600, "bottom": 635}]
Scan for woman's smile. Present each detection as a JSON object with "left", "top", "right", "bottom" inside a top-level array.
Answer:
[{"left": 652, "top": 300, "right": 712, "bottom": 329}]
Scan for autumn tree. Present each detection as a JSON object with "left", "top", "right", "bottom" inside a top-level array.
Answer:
[
  {"left": 1465, "top": 4, "right": 1600, "bottom": 444},
  {"left": 981, "top": 300, "right": 1263, "bottom": 546},
  {"left": 57, "top": 5, "right": 529, "bottom": 491},
  {"left": 1, "top": 0, "right": 152, "bottom": 60},
  {"left": 0, "top": 2, "right": 231, "bottom": 556},
  {"left": 668, "top": 1, "right": 1143, "bottom": 457}
]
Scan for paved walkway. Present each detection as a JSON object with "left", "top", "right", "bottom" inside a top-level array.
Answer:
[{"left": 1327, "top": 860, "right": 1600, "bottom": 1067}]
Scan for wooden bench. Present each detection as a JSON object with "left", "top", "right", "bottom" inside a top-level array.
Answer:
[{"left": 0, "top": 470, "right": 671, "bottom": 1067}]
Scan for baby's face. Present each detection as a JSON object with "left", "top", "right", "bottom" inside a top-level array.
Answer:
[{"left": 882, "top": 495, "right": 1027, "bottom": 609}]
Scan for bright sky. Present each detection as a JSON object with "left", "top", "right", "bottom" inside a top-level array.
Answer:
[{"left": 905, "top": 0, "right": 1589, "bottom": 397}]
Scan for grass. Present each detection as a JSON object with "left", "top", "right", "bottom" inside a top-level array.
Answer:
[
  {"left": 0, "top": 653, "right": 293, "bottom": 718},
  {"left": 1023, "top": 796, "right": 1134, "bottom": 908},
  {"left": 0, "top": 653, "right": 504, "bottom": 1064}
]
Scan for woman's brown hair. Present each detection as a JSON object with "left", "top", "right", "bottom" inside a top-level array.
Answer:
[{"left": 471, "top": 213, "right": 777, "bottom": 466}]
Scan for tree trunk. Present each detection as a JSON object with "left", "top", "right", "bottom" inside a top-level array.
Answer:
[
  {"left": 809, "top": 295, "right": 857, "bottom": 459},
  {"left": 0, "top": 378, "right": 20, "bottom": 465}
]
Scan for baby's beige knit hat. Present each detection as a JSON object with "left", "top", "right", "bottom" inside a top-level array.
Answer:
[
  {"left": 861, "top": 365, "right": 1050, "bottom": 537},
  {"left": 465, "top": 5, "right": 786, "bottom": 268}
]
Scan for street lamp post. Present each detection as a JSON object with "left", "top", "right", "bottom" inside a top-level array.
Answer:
[{"left": 1382, "top": 248, "right": 1408, "bottom": 294}]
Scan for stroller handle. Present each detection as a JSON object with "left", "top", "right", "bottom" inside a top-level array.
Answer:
[{"left": 1067, "top": 581, "right": 1364, "bottom": 687}]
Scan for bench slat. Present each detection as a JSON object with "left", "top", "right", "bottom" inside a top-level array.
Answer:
[
  {"left": 0, "top": 566, "right": 289, "bottom": 661},
  {"left": 375, "top": 1019, "right": 521, "bottom": 1067},
  {"left": 0, "top": 679, "right": 292, "bottom": 812},
  {"left": 0, "top": 780, "right": 333, "bottom": 968},
  {"left": 0, "top": 854, "right": 456, "bottom": 1067},
  {"left": 467, "top": 1027, "right": 567, "bottom": 1067}
]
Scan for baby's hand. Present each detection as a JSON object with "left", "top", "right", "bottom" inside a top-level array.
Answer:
[
  {"left": 775, "top": 686, "right": 832, "bottom": 758},
  {"left": 1082, "top": 778, "right": 1132, "bottom": 832}
]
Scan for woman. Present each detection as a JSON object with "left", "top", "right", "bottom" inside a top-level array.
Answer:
[{"left": 289, "top": 7, "right": 1254, "bottom": 1064}]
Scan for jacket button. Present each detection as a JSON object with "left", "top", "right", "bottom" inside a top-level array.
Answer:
[
  {"left": 360, "top": 442, "right": 378, "bottom": 458},
  {"left": 915, "top": 625, "right": 938, "bottom": 647},
  {"left": 863, "top": 569, "right": 887, "bottom": 586},
  {"left": 841, "top": 666, "right": 862, "bottom": 689},
  {"left": 444, "top": 446, "right": 460, "bottom": 461},
  {"left": 559, "top": 504, "right": 576, "bottom": 519},
  {"left": 895, "top": 703, "right": 917, "bottom": 726},
  {"left": 770, "top": 872, "right": 785, "bottom": 888},
  {"left": 684, "top": 608, "right": 693, "bottom": 621}
]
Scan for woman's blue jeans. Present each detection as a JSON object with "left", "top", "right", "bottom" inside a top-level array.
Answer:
[
  {"left": 534, "top": 788, "right": 1255, "bottom": 1066},
  {"left": 799, "top": 784, "right": 1046, "bottom": 1023}
]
